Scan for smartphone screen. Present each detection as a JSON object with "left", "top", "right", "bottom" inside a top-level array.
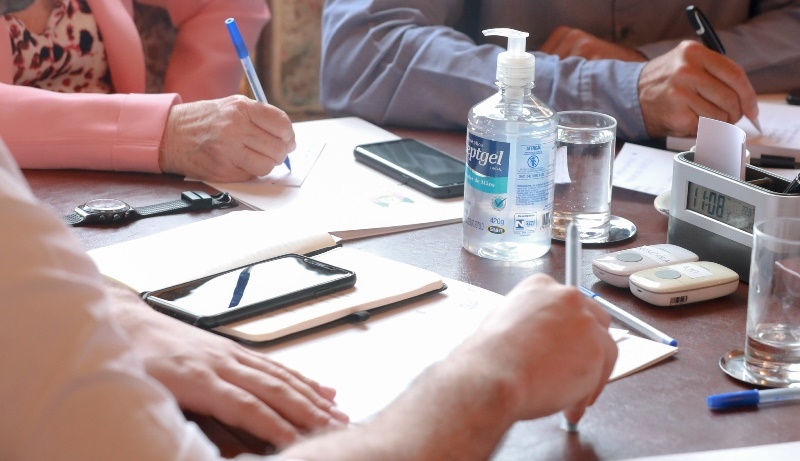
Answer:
[
  {"left": 354, "top": 138, "right": 465, "bottom": 198},
  {"left": 145, "top": 254, "right": 356, "bottom": 328}
]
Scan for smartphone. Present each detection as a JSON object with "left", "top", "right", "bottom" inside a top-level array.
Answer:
[
  {"left": 354, "top": 138, "right": 465, "bottom": 198},
  {"left": 144, "top": 254, "right": 356, "bottom": 328},
  {"left": 788, "top": 89, "right": 800, "bottom": 106}
]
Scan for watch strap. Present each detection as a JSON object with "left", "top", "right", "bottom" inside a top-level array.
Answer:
[
  {"left": 135, "top": 191, "right": 214, "bottom": 217},
  {"left": 63, "top": 191, "right": 237, "bottom": 226},
  {"left": 62, "top": 211, "right": 87, "bottom": 226}
]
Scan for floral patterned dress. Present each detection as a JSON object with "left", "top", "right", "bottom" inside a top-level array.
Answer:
[{"left": 5, "top": 0, "right": 112, "bottom": 93}]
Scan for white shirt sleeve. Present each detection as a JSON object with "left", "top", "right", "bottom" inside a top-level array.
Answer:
[{"left": 0, "top": 138, "right": 222, "bottom": 461}]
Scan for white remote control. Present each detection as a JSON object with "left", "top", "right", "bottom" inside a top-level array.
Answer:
[
  {"left": 628, "top": 261, "right": 739, "bottom": 307},
  {"left": 592, "top": 244, "right": 699, "bottom": 287}
]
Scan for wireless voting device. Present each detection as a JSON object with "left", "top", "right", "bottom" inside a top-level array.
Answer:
[
  {"left": 592, "top": 244, "right": 699, "bottom": 287},
  {"left": 354, "top": 138, "right": 465, "bottom": 198},
  {"left": 667, "top": 151, "right": 800, "bottom": 280},
  {"left": 629, "top": 261, "right": 739, "bottom": 307}
]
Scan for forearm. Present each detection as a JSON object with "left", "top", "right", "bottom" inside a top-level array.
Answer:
[
  {"left": 321, "top": 0, "right": 649, "bottom": 140},
  {"left": 0, "top": 83, "right": 177, "bottom": 172},
  {"left": 281, "top": 342, "right": 519, "bottom": 461},
  {"left": 637, "top": 1, "right": 800, "bottom": 93}
]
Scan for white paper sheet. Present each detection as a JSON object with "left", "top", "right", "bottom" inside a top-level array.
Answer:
[
  {"left": 612, "top": 143, "right": 676, "bottom": 196},
  {"left": 264, "top": 278, "right": 677, "bottom": 423},
  {"left": 205, "top": 118, "right": 463, "bottom": 240}
]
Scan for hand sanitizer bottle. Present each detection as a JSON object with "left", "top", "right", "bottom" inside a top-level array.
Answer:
[{"left": 463, "top": 28, "right": 557, "bottom": 261}]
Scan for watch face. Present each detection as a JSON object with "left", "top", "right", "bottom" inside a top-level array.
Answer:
[{"left": 83, "top": 199, "right": 130, "bottom": 213}]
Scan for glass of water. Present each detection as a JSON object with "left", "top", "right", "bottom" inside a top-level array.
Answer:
[
  {"left": 745, "top": 217, "right": 800, "bottom": 386},
  {"left": 552, "top": 111, "right": 616, "bottom": 243}
]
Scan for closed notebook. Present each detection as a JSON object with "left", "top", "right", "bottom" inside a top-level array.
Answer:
[{"left": 87, "top": 210, "right": 445, "bottom": 343}]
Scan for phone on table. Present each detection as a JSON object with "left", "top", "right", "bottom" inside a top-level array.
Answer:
[
  {"left": 788, "top": 89, "right": 800, "bottom": 106},
  {"left": 354, "top": 138, "right": 465, "bottom": 198},
  {"left": 144, "top": 254, "right": 356, "bottom": 328}
]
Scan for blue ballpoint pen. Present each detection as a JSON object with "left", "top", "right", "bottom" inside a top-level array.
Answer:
[
  {"left": 579, "top": 286, "right": 678, "bottom": 347},
  {"left": 225, "top": 18, "right": 292, "bottom": 172},
  {"left": 707, "top": 387, "right": 800, "bottom": 410}
]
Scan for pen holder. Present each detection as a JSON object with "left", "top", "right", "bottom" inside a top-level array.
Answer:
[{"left": 667, "top": 151, "right": 800, "bottom": 281}]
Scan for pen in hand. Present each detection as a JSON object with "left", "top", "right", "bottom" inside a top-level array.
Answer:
[
  {"left": 562, "top": 221, "right": 582, "bottom": 433},
  {"left": 225, "top": 18, "right": 292, "bottom": 172},
  {"left": 685, "top": 5, "right": 762, "bottom": 134}
]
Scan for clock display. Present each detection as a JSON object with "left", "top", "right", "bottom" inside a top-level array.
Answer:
[{"left": 686, "top": 182, "right": 756, "bottom": 233}]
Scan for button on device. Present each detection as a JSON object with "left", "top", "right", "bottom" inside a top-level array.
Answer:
[
  {"left": 616, "top": 252, "right": 644, "bottom": 262},
  {"left": 654, "top": 269, "right": 682, "bottom": 280}
]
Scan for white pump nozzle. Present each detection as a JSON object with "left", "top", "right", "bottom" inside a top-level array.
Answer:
[{"left": 483, "top": 28, "right": 535, "bottom": 87}]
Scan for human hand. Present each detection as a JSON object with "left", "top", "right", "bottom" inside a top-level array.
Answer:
[
  {"left": 159, "top": 95, "right": 296, "bottom": 182},
  {"left": 461, "top": 274, "right": 617, "bottom": 424},
  {"left": 104, "top": 280, "right": 348, "bottom": 450},
  {"left": 638, "top": 40, "right": 759, "bottom": 138},
  {"left": 540, "top": 26, "right": 646, "bottom": 62}
]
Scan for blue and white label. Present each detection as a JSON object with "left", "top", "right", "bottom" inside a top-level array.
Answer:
[{"left": 466, "top": 134, "right": 510, "bottom": 194}]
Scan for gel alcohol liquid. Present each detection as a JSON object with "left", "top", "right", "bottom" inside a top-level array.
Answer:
[{"left": 463, "top": 28, "right": 557, "bottom": 261}]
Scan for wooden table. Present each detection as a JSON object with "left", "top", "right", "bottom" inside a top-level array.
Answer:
[{"left": 24, "top": 127, "right": 798, "bottom": 461}]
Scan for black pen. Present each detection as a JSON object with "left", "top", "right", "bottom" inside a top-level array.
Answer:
[{"left": 685, "top": 5, "right": 763, "bottom": 133}]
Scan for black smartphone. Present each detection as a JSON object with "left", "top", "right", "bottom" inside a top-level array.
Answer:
[
  {"left": 144, "top": 254, "right": 356, "bottom": 328},
  {"left": 787, "top": 89, "right": 800, "bottom": 106},
  {"left": 354, "top": 138, "right": 465, "bottom": 198}
]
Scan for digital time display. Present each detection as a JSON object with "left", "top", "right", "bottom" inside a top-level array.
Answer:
[{"left": 686, "top": 182, "right": 756, "bottom": 233}]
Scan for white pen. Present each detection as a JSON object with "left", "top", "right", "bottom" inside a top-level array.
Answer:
[
  {"left": 562, "top": 221, "right": 581, "bottom": 433},
  {"left": 225, "top": 18, "right": 291, "bottom": 171},
  {"left": 707, "top": 387, "right": 800, "bottom": 410},
  {"left": 565, "top": 221, "right": 581, "bottom": 288},
  {"left": 579, "top": 286, "right": 678, "bottom": 347}
]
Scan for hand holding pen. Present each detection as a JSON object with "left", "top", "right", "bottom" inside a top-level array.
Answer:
[
  {"left": 685, "top": 5, "right": 762, "bottom": 133},
  {"left": 226, "top": 18, "right": 292, "bottom": 172}
]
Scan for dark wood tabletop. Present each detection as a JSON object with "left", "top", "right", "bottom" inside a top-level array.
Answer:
[{"left": 24, "top": 126, "right": 798, "bottom": 461}]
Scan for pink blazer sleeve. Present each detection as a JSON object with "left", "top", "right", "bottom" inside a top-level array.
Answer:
[
  {"left": 0, "top": 0, "right": 269, "bottom": 173},
  {"left": 140, "top": 0, "right": 271, "bottom": 102}
]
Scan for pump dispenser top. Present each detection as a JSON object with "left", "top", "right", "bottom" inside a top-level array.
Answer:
[{"left": 483, "top": 28, "right": 535, "bottom": 87}]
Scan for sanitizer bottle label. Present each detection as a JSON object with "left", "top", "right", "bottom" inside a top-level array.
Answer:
[{"left": 465, "top": 132, "right": 555, "bottom": 239}]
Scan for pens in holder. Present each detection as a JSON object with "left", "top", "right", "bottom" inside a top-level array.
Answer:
[
  {"left": 225, "top": 18, "right": 291, "bottom": 172},
  {"left": 685, "top": 5, "right": 762, "bottom": 134},
  {"left": 707, "top": 387, "right": 800, "bottom": 410}
]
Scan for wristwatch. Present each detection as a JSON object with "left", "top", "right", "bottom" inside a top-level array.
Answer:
[{"left": 63, "top": 191, "right": 237, "bottom": 226}]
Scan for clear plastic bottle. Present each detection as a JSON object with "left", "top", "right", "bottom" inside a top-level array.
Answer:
[{"left": 463, "top": 28, "right": 557, "bottom": 261}]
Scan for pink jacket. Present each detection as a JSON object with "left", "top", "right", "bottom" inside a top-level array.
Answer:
[{"left": 0, "top": 0, "right": 269, "bottom": 173}]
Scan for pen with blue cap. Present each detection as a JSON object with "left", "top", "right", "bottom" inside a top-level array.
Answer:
[
  {"left": 225, "top": 18, "right": 291, "bottom": 171},
  {"left": 685, "top": 5, "right": 762, "bottom": 133},
  {"left": 707, "top": 387, "right": 800, "bottom": 410},
  {"left": 579, "top": 286, "right": 678, "bottom": 347}
]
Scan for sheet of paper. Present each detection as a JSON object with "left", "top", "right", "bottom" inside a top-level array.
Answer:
[
  {"left": 205, "top": 117, "right": 462, "bottom": 240},
  {"left": 618, "top": 441, "right": 800, "bottom": 461},
  {"left": 249, "top": 140, "right": 325, "bottom": 187},
  {"left": 694, "top": 117, "right": 747, "bottom": 179},
  {"left": 264, "top": 278, "right": 677, "bottom": 423},
  {"left": 613, "top": 143, "right": 676, "bottom": 196}
]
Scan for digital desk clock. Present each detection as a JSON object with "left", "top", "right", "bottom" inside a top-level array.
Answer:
[{"left": 667, "top": 152, "right": 800, "bottom": 280}]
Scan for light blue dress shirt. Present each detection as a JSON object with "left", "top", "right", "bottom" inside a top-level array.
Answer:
[{"left": 321, "top": 0, "right": 800, "bottom": 141}]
